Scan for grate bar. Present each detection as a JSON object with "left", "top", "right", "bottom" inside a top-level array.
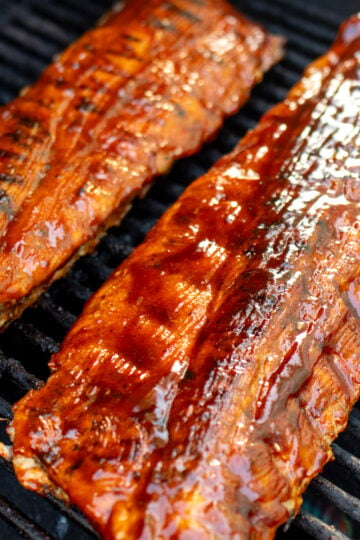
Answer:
[
  {"left": 0, "top": 25, "right": 58, "bottom": 62},
  {"left": 295, "top": 509, "right": 351, "bottom": 540},
  {"left": 269, "top": 64, "right": 300, "bottom": 87},
  {"left": 36, "top": 295, "right": 77, "bottom": 332},
  {"left": 0, "top": 40, "right": 45, "bottom": 77},
  {"left": 27, "top": 0, "right": 103, "bottom": 33},
  {"left": 0, "top": 65, "right": 28, "bottom": 95},
  {"left": 12, "top": 320, "right": 59, "bottom": 356},
  {"left": 12, "top": 9, "right": 75, "bottom": 47},
  {"left": 276, "top": 0, "right": 345, "bottom": 27},
  {"left": 311, "top": 476, "right": 360, "bottom": 522},
  {"left": 248, "top": 0, "right": 341, "bottom": 28},
  {"left": 80, "top": 258, "right": 113, "bottom": 288},
  {"left": 227, "top": 112, "right": 259, "bottom": 134},
  {"left": 254, "top": 79, "right": 288, "bottom": 103},
  {"left": 268, "top": 26, "right": 326, "bottom": 58},
  {"left": 55, "top": 278, "right": 93, "bottom": 306},
  {"left": 240, "top": 0, "right": 338, "bottom": 40},
  {"left": 45, "top": 494, "right": 99, "bottom": 538},
  {"left": 50, "top": 0, "right": 106, "bottom": 20},
  {"left": 0, "top": 495, "right": 51, "bottom": 540},
  {"left": 332, "top": 443, "right": 360, "bottom": 478},
  {"left": 347, "top": 414, "right": 360, "bottom": 439},
  {"left": 0, "top": 456, "right": 98, "bottom": 538},
  {"left": 100, "top": 234, "right": 135, "bottom": 263},
  {"left": 0, "top": 351, "right": 40, "bottom": 391}
]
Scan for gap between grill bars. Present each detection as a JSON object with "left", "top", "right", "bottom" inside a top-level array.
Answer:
[{"left": 0, "top": 0, "right": 359, "bottom": 539}]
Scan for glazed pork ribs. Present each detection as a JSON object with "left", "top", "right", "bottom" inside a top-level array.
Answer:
[
  {"left": 0, "top": 0, "right": 283, "bottom": 329},
  {"left": 8, "top": 10, "right": 360, "bottom": 540}
]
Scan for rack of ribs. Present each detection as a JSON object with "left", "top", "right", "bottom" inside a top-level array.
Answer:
[
  {"left": 0, "top": 0, "right": 283, "bottom": 329},
  {"left": 5, "top": 11, "right": 360, "bottom": 540}
]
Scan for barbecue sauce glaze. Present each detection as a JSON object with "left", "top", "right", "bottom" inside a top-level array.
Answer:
[
  {"left": 0, "top": 0, "right": 283, "bottom": 328},
  {"left": 8, "top": 12, "right": 360, "bottom": 540}
]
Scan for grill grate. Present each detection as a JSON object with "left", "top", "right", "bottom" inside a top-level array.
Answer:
[{"left": 0, "top": 0, "right": 359, "bottom": 538}]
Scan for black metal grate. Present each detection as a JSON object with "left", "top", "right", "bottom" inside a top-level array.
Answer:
[{"left": 0, "top": 0, "right": 359, "bottom": 538}]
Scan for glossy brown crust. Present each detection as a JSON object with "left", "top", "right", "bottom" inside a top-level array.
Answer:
[
  {"left": 7, "top": 13, "right": 360, "bottom": 540},
  {"left": 0, "top": 0, "right": 283, "bottom": 330}
]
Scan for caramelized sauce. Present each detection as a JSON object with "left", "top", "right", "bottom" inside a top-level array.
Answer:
[
  {"left": 0, "top": 0, "right": 283, "bottom": 328},
  {"left": 8, "top": 10, "right": 360, "bottom": 540}
]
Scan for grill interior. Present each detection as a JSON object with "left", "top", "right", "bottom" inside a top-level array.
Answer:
[{"left": 0, "top": 0, "right": 359, "bottom": 538}]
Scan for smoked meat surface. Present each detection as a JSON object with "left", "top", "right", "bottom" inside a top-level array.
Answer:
[
  {"left": 8, "top": 12, "right": 360, "bottom": 540},
  {"left": 0, "top": 0, "right": 282, "bottom": 328}
]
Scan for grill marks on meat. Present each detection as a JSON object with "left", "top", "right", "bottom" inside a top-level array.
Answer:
[
  {"left": 8, "top": 12, "right": 360, "bottom": 540},
  {"left": 0, "top": 0, "right": 283, "bottom": 329}
]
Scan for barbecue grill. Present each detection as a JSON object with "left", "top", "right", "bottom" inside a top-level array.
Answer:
[{"left": 0, "top": 0, "right": 359, "bottom": 538}]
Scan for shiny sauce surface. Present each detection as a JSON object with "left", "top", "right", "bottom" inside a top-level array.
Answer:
[
  {"left": 0, "top": 0, "right": 283, "bottom": 327},
  {"left": 9, "top": 13, "right": 360, "bottom": 540}
]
